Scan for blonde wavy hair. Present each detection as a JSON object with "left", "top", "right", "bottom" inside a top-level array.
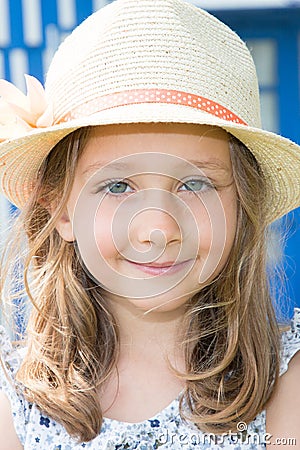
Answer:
[{"left": 0, "top": 126, "right": 281, "bottom": 442}]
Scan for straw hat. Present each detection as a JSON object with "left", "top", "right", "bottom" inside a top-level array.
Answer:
[{"left": 0, "top": 0, "right": 299, "bottom": 221}]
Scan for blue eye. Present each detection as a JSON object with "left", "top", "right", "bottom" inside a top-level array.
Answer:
[
  {"left": 94, "top": 180, "right": 133, "bottom": 196},
  {"left": 180, "top": 179, "right": 212, "bottom": 192},
  {"left": 108, "top": 181, "right": 131, "bottom": 194}
]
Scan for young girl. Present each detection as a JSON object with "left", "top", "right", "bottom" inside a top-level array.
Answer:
[{"left": 1, "top": 0, "right": 300, "bottom": 448}]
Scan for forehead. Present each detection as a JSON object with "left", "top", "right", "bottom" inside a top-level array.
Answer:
[{"left": 77, "top": 123, "right": 231, "bottom": 179}]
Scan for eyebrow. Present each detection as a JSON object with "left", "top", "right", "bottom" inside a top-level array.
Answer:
[
  {"left": 184, "top": 159, "right": 231, "bottom": 172},
  {"left": 82, "top": 161, "right": 135, "bottom": 180},
  {"left": 81, "top": 158, "right": 231, "bottom": 179}
]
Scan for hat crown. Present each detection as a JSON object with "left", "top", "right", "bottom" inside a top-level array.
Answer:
[{"left": 45, "top": 0, "right": 261, "bottom": 128}]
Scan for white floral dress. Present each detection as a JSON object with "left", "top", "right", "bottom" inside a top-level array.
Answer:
[{"left": 1, "top": 309, "right": 300, "bottom": 450}]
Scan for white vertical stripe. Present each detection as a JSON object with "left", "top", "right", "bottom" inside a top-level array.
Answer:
[
  {"left": 57, "top": 0, "right": 76, "bottom": 29},
  {"left": 0, "top": 51, "right": 5, "bottom": 79},
  {"left": 42, "top": 23, "right": 61, "bottom": 76},
  {"left": 21, "top": 0, "right": 43, "bottom": 46},
  {"left": 0, "top": 195, "right": 10, "bottom": 252},
  {"left": 0, "top": 0, "right": 10, "bottom": 46},
  {"left": 9, "top": 49, "right": 29, "bottom": 92},
  {"left": 93, "top": 0, "right": 110, "bottom": 11}
]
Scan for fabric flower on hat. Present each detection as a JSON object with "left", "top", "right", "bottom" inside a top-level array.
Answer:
[{"left": 0, "top": 75, "right": 53, "bottom": 142}]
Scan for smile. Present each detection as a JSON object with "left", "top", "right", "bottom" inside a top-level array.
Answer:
[{"left": 126, "top": 259, "right": 194, "bottom": 275}]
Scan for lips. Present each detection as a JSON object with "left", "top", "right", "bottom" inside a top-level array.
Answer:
[{"left": 127, "top": 259, "right": 193, "bottom": 275}]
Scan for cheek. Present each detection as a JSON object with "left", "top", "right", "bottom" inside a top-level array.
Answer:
[
  {"left": 193, "top": 210, "right": 212, "bottom": 254},
  {"left": 189, "top": 194, "right": 231, "bottom": 253},
  {"left": 190, "top": 191, "right": 237, "bottom": 282},
  {"left": 70, "top": 189, "right": 119, "bottom": 279},
  {"left": 94, "top": 206, "right": 117, "bottom": 259},
  {"left": 215, "top": 194, "right": 237, "bottom": 270}
]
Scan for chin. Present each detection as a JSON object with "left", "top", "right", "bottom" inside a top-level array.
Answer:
[{"left": 127, "top": 291, "right": 195, "bottom": 314}]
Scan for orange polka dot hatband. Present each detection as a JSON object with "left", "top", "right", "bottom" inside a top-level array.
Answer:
[{"left": 0, "top": 0, "right": 300, "bottom": 222}]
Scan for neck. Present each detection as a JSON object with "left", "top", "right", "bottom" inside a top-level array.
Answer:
[
  {"left": 106, "top": 294, "right": 187, "bottom": 367},
  {"left": 98, "top": 293, "right": 188, "bottom": 419}
]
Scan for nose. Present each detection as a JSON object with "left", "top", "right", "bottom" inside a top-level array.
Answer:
[
  {"left": 133, "top": 208, "right": 181, "bottom": 248},
  {"left": 114, "top": 188, "right": 184, "bottom": 264}
]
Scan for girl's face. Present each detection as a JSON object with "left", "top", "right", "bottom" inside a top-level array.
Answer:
[{"left": 56, "top": 123, "right": 237, "bottom": 313}]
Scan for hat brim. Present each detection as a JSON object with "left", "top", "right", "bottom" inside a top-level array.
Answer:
[{"left": 1, "top": 102, "right": 300, "bottom": 222}]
